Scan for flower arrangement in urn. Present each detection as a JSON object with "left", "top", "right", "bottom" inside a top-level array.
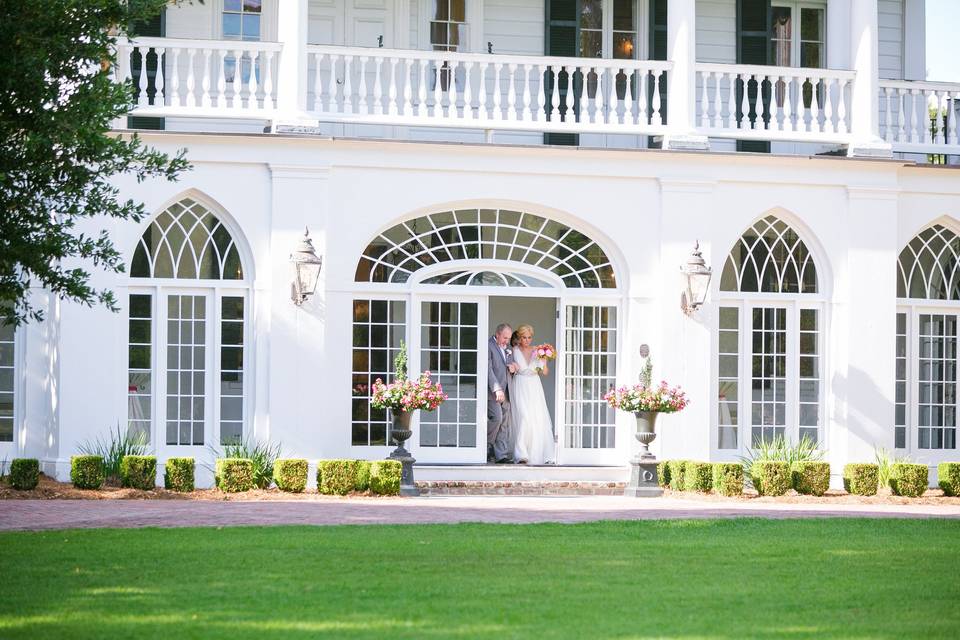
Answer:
[
  {"left": 603, "top": 357, "right": 688, "bottom": 460},
  {"left": 370, "top": 342, "right": 447, "bottom": 433}
]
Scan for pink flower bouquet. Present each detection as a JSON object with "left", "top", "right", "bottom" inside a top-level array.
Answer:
[
  {"left": 371, "top": 371, "right": 447, "bottom": 413},
  {"left": 603, "top": 381, "right": 689, "bottom": 414},
  {"left": 533, "top": 343, "right": 557, "bottom": 373}
]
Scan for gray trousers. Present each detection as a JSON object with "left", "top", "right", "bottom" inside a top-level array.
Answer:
[{"left": 487, "top": 398, "right": 512, "bottom": 461}]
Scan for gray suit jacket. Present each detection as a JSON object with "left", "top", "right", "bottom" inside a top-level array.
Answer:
[{"left": 488, "top": 336, "right": 514, "bottom": 402}]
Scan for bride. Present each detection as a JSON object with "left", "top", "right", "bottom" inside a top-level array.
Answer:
[{"left": 510, "top": 324, "right": 557, "bottom": 465}]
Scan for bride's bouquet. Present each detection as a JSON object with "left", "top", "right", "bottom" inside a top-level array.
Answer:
[{"left": 533, "top": 343, "right": 557, "bottom": 374}]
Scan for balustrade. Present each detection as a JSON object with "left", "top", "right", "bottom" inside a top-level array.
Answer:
[{"left": 880, "top": 80, "right": 960, "bottom": 152}]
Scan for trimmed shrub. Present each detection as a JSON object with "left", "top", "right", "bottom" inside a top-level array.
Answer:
[
  {"left": 751, "top": 461, "right": 791, "bottom": 496},
  {"left": 120, "top": 455, "right": 156, "bottom": 490},
  {"left": 889, "top": 463, "right": 929, "bottom": 497},
  {"left": 684, "top": 462, "right": 713, "bottom": 492},
  {"left": 667, "top": 460, "right": 688, "bottom": 491},
  {"left": 216, "top": 458, "right": 254, "bottom": 493},
  {"left": 164, "top": 457, "right": 195, "bottom": 492},
  {"left": 938, "top": 462, "right": 960, "bottom": 496},
  {"left": 369, "top": 460, "right": 402, "bottom": 496},
  {"left": 71, "top": 455, "right": 105, "bottom": 489},
  {"left": 10, "top": 458, "right": 40, "bottom": 490},
  {"left": 792, "top": 461, "right": 831, "bottom": 496},
  {"left": 712, "top": 463, "right": 744, "bottom": 497},
  {"left": 273, "top": 459, "right": 308, "bottom": 493},
  {"left": 843, "top": 463, "right": 879, "bottom": 496},
  {"left": 656, "top": 460, "right": 671, "bottom": 488},
  {"left": 318, "top": 459, "right": 370, "bottom": 495}
]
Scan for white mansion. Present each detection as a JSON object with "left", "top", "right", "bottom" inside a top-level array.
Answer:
[{"left": 3, "top": 0, "right": 960, "bottom": 487}]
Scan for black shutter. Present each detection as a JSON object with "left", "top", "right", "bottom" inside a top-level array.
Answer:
[
  {"left": 127, "top": 9, "right": 166, "bottom": 130},
  {"left": 736, "top": 0, "right": 770, "bottom": 152},
  {"left": 544, "top": 0, "right": 578, "bottom": 146},
  {"left": 647, "top": 0, "right": 668, "bottom": 148}
]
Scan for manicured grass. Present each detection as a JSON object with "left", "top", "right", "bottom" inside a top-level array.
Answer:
[{"left": 1, "top": 519, "right": 959, "bottom": 638}]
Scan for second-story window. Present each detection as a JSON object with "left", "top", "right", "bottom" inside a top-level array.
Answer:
[
  {"left": 770, "top": 2, "right": 825, "bottom": 69},
  {"left": 577, "top": 0, "right": 637, "bottom": 60},
  {"left": 223, "top": 0, "right": 262, "bottom": 83},
  {"left": 431, "top": 1, "right": 467, "bottom": 52}
]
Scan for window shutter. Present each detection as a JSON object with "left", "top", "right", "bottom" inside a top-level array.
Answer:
[
  {"left": 127, "top": 9, "right": 166, "bottom": 131},
  {"left": 736, "top": 0, "right": 770, "bottom": 152},
  {"left": 545, "top": 0, "right": 578, "bottom": 146}
]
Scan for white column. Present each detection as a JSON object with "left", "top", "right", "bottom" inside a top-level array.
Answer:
[
  {"left": 662, "top": 0, "right": 709, "bottom": 151},
  {"left": 847, "top": 0, "right": 892, "bottom": 157},
  {"left": 826, "top": 0, "right": 850, "bottom": 71},
  {"left": 272, "top": 0, "right": 316, "bottom": 130}
]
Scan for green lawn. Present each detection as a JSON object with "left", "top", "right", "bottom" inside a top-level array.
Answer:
[{"left": 1, "top": 519, "right": 958, "bottom": 639}]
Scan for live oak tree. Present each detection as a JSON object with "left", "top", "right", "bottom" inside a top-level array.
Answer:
[{"left": 0, "top": 0, "right": 191, "bottom": 327}]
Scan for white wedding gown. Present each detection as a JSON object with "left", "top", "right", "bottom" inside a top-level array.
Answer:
[{"left": 511, "top": 349, "right": 557, "bottom": 465}]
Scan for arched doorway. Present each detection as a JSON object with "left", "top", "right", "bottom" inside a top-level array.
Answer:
[{"left": 352, "top": 206, "right": 622, "bottom": 465}]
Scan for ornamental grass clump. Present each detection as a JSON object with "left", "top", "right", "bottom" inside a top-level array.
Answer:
[
  {"left": 164, "top": 457, "right": 195, "bottom": 492},
  {"left": 889, "top": 462, "right": 929, "bottom": 497},
  {"left": 71, "top": 455, "right": 105, "bottom": 490},
  {"left": 792, "top": 461, "right": 831, "bottom": 496},
  {"left": 273, "top": 459, "right": 309, "bottom": 493},
  {"left": 215, "top": 458, "right": 254, "bottom": 493},
  {"left": 667, "top": 460, "right": 688, "bottom": 491},
  {"left": 938, "top": 462, "right": 960, "bottom": 496},
  {"left": 369, "top": 460, "right": 402, "bottom": 495},
  {"left": 712, "top": 463, "right": 744, "bottom": 497},
  {"left": 875, "top": 447, "right": 916, "bottom": 491},
  {"left": 78, "top": 423, "right": 148, "bottom": 486},
  {"left": 10, "top": 458, "right": 40, "bottom": 490},
  {"left": 843, "top": 463, "right": 879, "bottom": 496},
  {"left": 120, "top": 455, "right": 156, "bottom": 490},
  {"left": 222, "top": 438, "right": 281, "bottom": 489},
  {"left": 751, "top": 461, "right": 791, "bottom": 496},
  {"left": 684, "top": 462, "right": 713, "bottom": 492}
]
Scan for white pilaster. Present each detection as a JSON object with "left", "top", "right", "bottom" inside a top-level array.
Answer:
[
  {"left": 847, "top": 0, "right": 892, "bottom": 157},
  {"left": 662, "top": 0, "right": 709, "bottom": 151},
  {"left": 272, "top": 0, "right": 317, "bottom": 130}
]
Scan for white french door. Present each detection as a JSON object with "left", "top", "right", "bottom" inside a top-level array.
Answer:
[
  {"left": 557, "top": 302, "right": 620, "bottom": 465},
  {"left": 410, "top": 295, "right": 488, "bottom": 463}
]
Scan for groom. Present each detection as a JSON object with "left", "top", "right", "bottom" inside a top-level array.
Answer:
[{"left": 487, "top": 323, "right": 518, "bottom": 463}]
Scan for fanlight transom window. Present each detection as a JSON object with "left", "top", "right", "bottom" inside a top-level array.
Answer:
[
  {"left": 131, "top": 198, "right": 244, "bottom": 280},
  {"left": 356, "top": 209, "right": 616, "bottom": 288},
  {"left": 420, "top": 270, "right": 552, "bottom": 288},
  {"left": 720, "top": 215, "right": 817, "bottom": 294},
  {"left": 897, "top": 224, "right": 960, "bottom": 300}
]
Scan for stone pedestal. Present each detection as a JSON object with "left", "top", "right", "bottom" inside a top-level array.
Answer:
[
  {"left": 388, "top": 447, "right": 420, "bottom": 497},
  {"left": 624, "top": 460, "right": 663, "bottom": 498}
]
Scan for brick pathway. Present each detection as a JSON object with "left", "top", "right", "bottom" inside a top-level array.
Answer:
[{"left": 2, "top": 496, "right": 959, "bottom": 531}]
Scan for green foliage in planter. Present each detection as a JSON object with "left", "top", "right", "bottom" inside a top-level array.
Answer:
[
  {"left": 369, "top": 460, "right": 402, "bottom": 496},
  {"left": 120, "top": 455, "right": 156, "bottom": 490},
  {"left": 792, "top": 461, "right": 830, "bottom": 496},
  {"left": 215, "top": 458, "right": 254, "bottom": 493},
  {"left": 751, "top": 461, "right": 791, "bottom": 496},
  {"left": 843, "top": 463, "right": 879, "bottom": 496},
  {"left": 656, "top": 461, "right": 671, "bottom": 488},
  {"left": 889, "top": 463, "right": 929, "bottom": 497},
  {"left": 273, "top": 459, "right": 308, "bottom": 493},
  {"left": 318, "top": 459, "right": 370, "bottom": 495},
  {"left": 10, "top": 458, "right": 40, "bottom": 490},
  {"left": 164, "top": 457, "right": 195, "bottom": 492},
  {"left": 684, "top": 462, "right": 713, "bottom": 492},
  {"left": 667, "top": 460, "right": 688, "bottom": 491},
  {"left": 70, "top": 455, "right": 105, "bottom": 490},
  {"left": 938, "top": 462, "right": 960, "bottom": 496},
  {"left": 712, "top": 463, "right": 744, "bottom": 497}
]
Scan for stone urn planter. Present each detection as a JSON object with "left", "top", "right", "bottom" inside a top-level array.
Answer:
[
  {"left": 388, "top": 410, "right": 418, "bottom": 497},
  {"left": 633, "top": 410, "right": 659, "bottom": 462}
]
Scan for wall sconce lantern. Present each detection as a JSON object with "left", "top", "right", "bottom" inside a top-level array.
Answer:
[
  {"left": 290, "top": 227, "right": 323, "bottom": 305},
  {"left": 680, "top": 241, "right": 712, "bottom": 315}
]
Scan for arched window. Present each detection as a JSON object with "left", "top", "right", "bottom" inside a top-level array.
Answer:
[
  {"left": 356, "top": 208, "right": 616, "bottom": 288},
  {"left": 895, "top": 223, "right": 960, "bottom": 453},
  {"left": 716, "top": 215, "right": 823, "bottom": 452},
  {"left": 127, "top": 196, "right": 250, "bottom": 451}
]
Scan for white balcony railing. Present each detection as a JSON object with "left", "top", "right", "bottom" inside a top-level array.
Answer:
[
  {"left": 116, "top": 37, "right": 282, "bottom": 117},
  {"left": 695, "top": 63, "right": 856, "bottom": 144},
  {"left": 880, "top": 80, "right": 960, "bottom": 153},
  {"left": 306, "top": 45, "right": 673, "bottom": 135}
]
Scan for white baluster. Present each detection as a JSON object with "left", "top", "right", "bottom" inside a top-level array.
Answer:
[
  {"left": 652, "top": 69, "right": 662, "bottom": 127},
  {"left": 740, "top": 74, "right": 750, "bottom": 129},
  {"left": 521, "top": 64, "right": 532, "bottom": 123},
  {"left": 170, "top": 47, "right": 181, "bottom": 107},
  {"left": 248, "top": 50, "right": 261, "bottom": 109},
  {"left": 563, "top": 65, "right": 574, "bottom": 125},
  {"left": 153, "top": 47, "right": 165, "bottom": 107},
  {"left": 312, "top": 52, "right": 323, "bottom": 111},
  {"left": 492, "top": 63, "right": 503, "bottom": 120},
  {"left": 137, "top": 45, "right": 149, "bottom": 107},
  {"left": 506, "top": 63, "right": 517, "bottom": 121},
  {"left": 949, "top": 91, "right": 959, "bottom": 146},
  {"left": 622, "top": 68, "right": 633, "bottom": 125},
  {"left": 231, "top": 49, "right": 243, "bottom": 109},
  {"left": 780, "top": 75, "right": 790, "bottom": 132},
  {"left": 373, "top": 57, "right": 383, "bottom": 115},
  {"left": 822, "top": 77, "right": 834, "bottom": 132},
  {"left": 536, "top": 64, "right": 547, "bottom": 123},
  {"left": 883, "top": 87, "right": 893, "bottom": 142},
  {"left": 478, "top": 62, "right": 489, "bottom": 120},
  {"left": 417, "top": 58, "right": 427, "bottom": 118},
  {"left": 264, "top": 50, "right": 275, "bottom": 110},
  {"left": 388, "top": 57, "right": 399, "bottom": 116},
  {"left": 217, "top": 50, "right": 227, "bottom": 109},
  {"left": 575, "top": 65, "right": 587, "bottom": 125},
  {"left": 447, "top": 59, "right": 459, "bottom": 118},
  {"left": 200, "top": 48, "right": 212, "bottom": 107},
  {"left": 595, "top": 66, "right": 606, "bottom": 124},
  {"left": 462, "top": 61, "right": 473, "bottom": 120},
  {"left": 357, "top": 56, "right": 368, "bottom": 115},
  {"left": 699, "top": 71, "right": 709, "bottom": 128},
  {"left": 724, "top": 72, "right": 734, "bottom": 128},
  {"left": 327, "top": 54, "right": 339, "bottom": 113},
  {"left": 837, "top": 78, "right": 848, "bottom": 135},
  {"left": 639, "top": 68, "right": 649, "bottom": 125},
  {"left": 810, "top": 76, "right": 821, "bottom": 133},
  {"left": 759, "top": 75, "right": 771, "bottom": 131},
  {"left": 934, "top": 91, "right": 945, "bottom": 145},
  {"left": 712, "top": 71, "right": 722, "bottom": 129},
  {"left": 185, "top": 48, "right": 197, "bottom": 107},
  {"left": 895, "top": 88, "right": 905, "bottom": 141},
  {"left": 770, "top": 75, "right": 781, "bottom": 132},
  {"left": 432, "top": 60, "right": 442, "bottom": 118},
  {"left": 907, "top": 89, "right": 919, "bottom": 143},
  {"left": 341, "top": 55, "right": 352, "bottom": 114},
  {"left": 924, "top": 90, "right": 934, "bottom": 144},
  {"left": 549, "top": 65, "right": 560, "bottom": 122},
  {"left": 402, "top": 58, "right": 413, "bottom": 116}
]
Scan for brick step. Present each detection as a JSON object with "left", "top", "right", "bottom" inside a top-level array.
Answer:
[{"left": 415, "top": 481, "right": 627, "bottom": 496}]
